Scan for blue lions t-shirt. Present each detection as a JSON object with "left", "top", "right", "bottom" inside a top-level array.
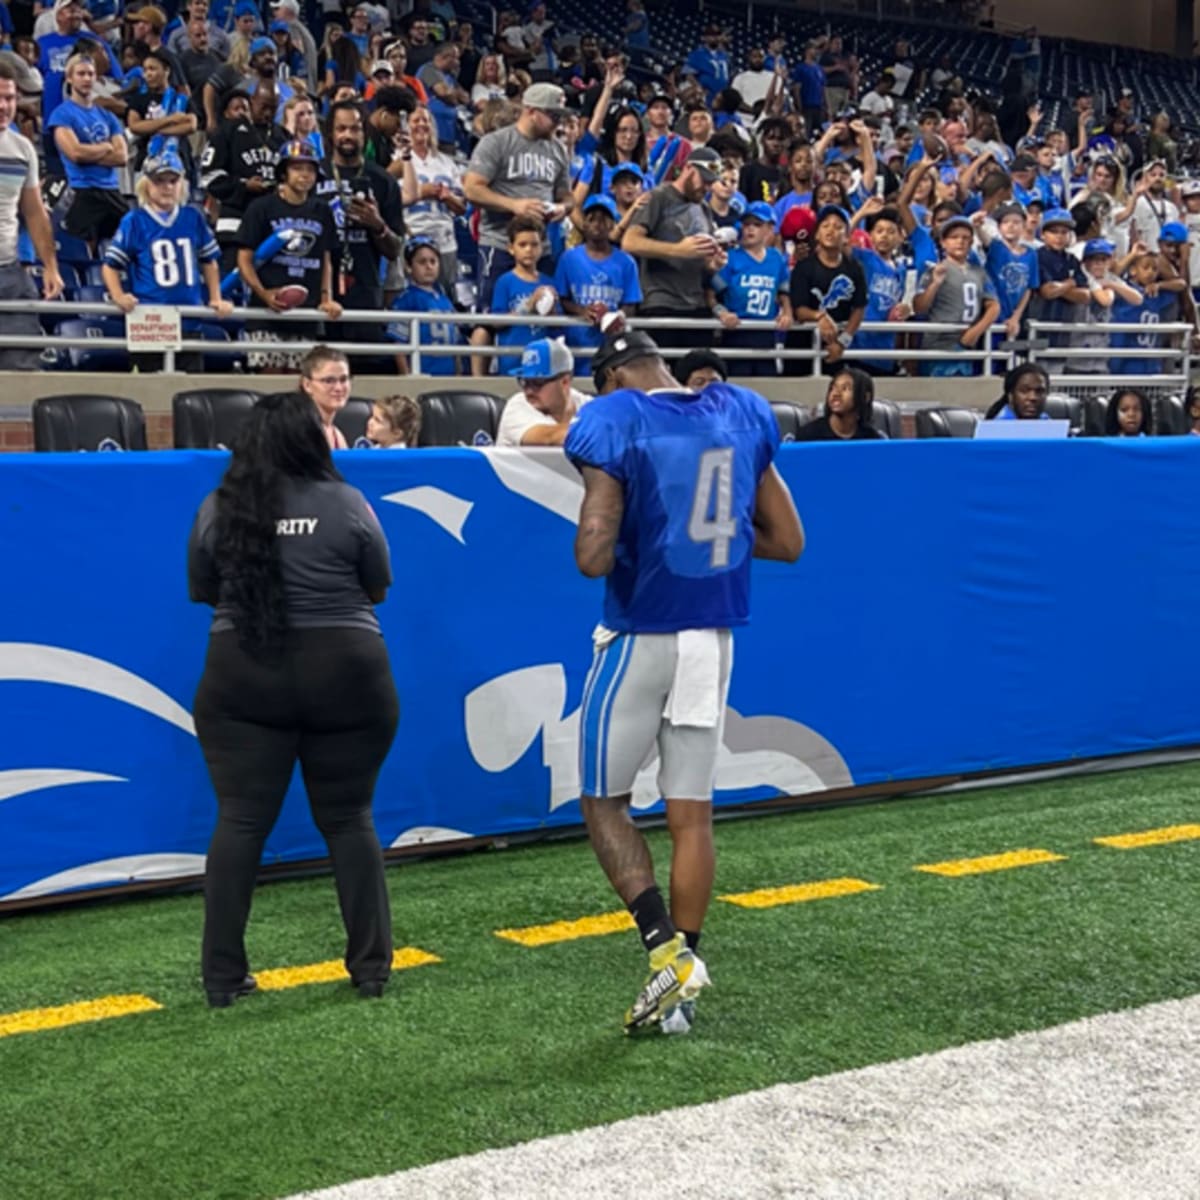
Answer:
[
  {"left": 387, "top": 283, "right": 463, "bottom": 375},
  {"left": 553, "top": 246, "right": 642, "bottom": 354},
  {"left": 712, "top": 246, "right": 789, "bottom": 320},
  {"left": 986, "top": 238, "right": 1040, "bottom": 320},
  {"left": 46, "top": 100, "right": 124, "bottom": 189},
  {"left": 564, "top": 381, "right": 779, "bottom": 633},
  {"left": 490, "top": 269, "right": 558, "bottom": 374}
]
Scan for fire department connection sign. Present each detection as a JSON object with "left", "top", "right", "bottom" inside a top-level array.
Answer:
[{"left": 125, "top": 306, "right": 182, "bottom": 352}]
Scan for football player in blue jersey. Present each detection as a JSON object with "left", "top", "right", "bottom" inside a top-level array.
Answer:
[{"left": 564, "top": 328, "right": 804, "bottom": 1034}]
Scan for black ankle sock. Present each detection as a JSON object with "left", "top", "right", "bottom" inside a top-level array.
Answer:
[
  {"left": 629, "top": 886, "right": 675, "bottom": 952},
  {"left": 681, "top": 930, "right": 701, "bottom": 953}
]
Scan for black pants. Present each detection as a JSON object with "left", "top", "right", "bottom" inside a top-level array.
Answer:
[{"left": 194, "top": 628, "right": 400, "bottom": 990}]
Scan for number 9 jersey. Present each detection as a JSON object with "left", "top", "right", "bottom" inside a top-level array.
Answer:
[
  {"left": 102, "top": 205, "right": 221, "bottom": 307},
  {"left": 564, "top": 382, "right": 780, "bottom": 633}
]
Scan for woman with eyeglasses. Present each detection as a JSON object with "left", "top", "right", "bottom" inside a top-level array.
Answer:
[
  {"left": 188, "top": 389, "right": 399, "bottom": 1008},
  {"left": 297, "top": 344, "right": 352, "bottom": 448}
]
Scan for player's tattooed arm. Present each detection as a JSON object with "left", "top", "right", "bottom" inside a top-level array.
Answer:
[{"left": 575, "top": 467, "right": 625, "bottom": 577}]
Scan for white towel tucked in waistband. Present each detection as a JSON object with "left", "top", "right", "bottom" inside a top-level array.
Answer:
[{"left": 663, "top": 629, "right": 723, "bottom": 728}]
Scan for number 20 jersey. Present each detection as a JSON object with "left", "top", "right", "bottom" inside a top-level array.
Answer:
[{"left": 564, "top": 382, "right": 780, "bottom": 634}]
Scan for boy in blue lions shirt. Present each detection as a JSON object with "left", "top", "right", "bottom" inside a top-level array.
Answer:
[
  {"left": 554, "top": 195, "right": 641, "bottom": 372},
  {"left": 388, "top": 236, "right": 463, "bottom": 375},
  {"left": 707, "top": 200, "right": 791, "bottom": 376},
  {"left": 985, "top": 201, "right": 1040, "bottom": 342}
]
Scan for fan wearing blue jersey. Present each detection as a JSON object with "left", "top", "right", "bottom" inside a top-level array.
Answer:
[
  {"left": 103, "top": 151, "right": 232, "bottom": 371},
  {"left": 707, "top": 201, "right": 791, "bottom": 376},
  {"left": 849, "top": 202, "right": 909, "bottom": 375},
  {"left": 564, "top": 328, "right": 804, "bottom": 1035},
  {"left": 388, "top": 236, "right": 463, "bottom": 375},
  {"left": 554, "top": 195, "right": 642, "bottom": 369},
  {"left": 984, "top": 202, "right": 1040, "bottom": 341},
  {"left": 1109, "top": 249, "right": 1182, "bottom": 375}
]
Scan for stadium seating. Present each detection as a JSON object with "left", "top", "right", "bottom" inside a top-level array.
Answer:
[
  {"left": 870, "top": 398, "right": 903, "bottom": 440},
  {"left": 33, "top": 394, "right": 147, "bottom": 451},
  {"left": 53, "top": 319, "right": 131, "bottom": 372},
  {"left": 1081, "top": 394, "right": 1109, "bottom": 437},
  {"left": 417, "top": 390, "right": 506, "bottom": 446},
  {"left": 914, "top": 407, "right": 979, "bottom": 438},
  {"left": 1155, "top": 394, "right": 1188, "bottom": 435},
  {"left": 172, "top": 388, "right": 262, "bottom": 449},
  {"left": 770, "top": 400, "right": 806, "bottom": 442},
  {"left": 1043, "top": 394, "right": 1085, "bottom": 435},
  {"left": 334, "top": 398, "right": 375, "bottom": 446}
]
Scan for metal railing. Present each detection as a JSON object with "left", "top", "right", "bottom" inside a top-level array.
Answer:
[
  {"left": 0, "top": 301, "right": 1017, "bottom": 376},
  {"left": 1026, "top": 321, "right": 1194, "bottom": 392}
]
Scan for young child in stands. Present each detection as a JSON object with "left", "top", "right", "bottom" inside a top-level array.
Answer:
[
  {"left": 469, "top": 214, "right": 559, "bottom": 376},
  {"left": 707, "top": 200, "right": 791, "bottom": 375},
  {"left": 367, "top": 394, "right": 422, "bottom": 447},
  {"left": 388, "top": 236, "right": 463, "bottom": 376},
  {"left": 984, "top": 201, "right": 1039, "bottom": 342},
  {"left": 849, "top": 200, "right": 908, "bottom": 375},
  {"left": 1067, "top": 239, "right": 1143, "bottom": 377},
  {"left": 1108, "top": 245, "right": 1183, "bottom": 375},
  {"left": 553, "top": 195, "right": 641, "bottom": 370},
  {"left": 1104, "top": 387, "right": 1153, "bottom": 436}
]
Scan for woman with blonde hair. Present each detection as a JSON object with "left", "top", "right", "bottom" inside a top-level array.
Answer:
[
  {"left": 471, "top": 53, "right": 506, "bottom": 110},
  {"left": 400, "top": 105, "right": 466, "bottom": 292},
  {"left": 282, "top": 94, "right": 324, "bottom": 158}
]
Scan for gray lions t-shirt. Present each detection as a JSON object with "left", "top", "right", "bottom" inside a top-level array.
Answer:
[
  {"left": 466, "top": 124, "right": 570, "bottom": 249},
  {"left": 630, "top": 184, "right": 714, "bottom": 310},
  {"left": 189, "top": 477, "right": 392, "bottom": 634}
]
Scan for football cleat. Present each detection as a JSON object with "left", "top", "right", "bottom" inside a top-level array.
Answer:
[
  {"left": 624, "top": 933, "right": 709, "bottom": 1033},
  {"left": 659, "top": 999, "right": 696, "bottom": 1036}
]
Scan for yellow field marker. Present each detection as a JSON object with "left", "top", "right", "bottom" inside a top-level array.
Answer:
[
  {"left": 495, "top": 910, "right": 635, "bottom": 947},
  {"left": 0, "top": 994, "right": 162, "bottom": 1040},
  {"left": 719, "top": 877, "right": 881, "bottom": 909},
  {"left": 255, "top": 946, "right": 440, "bottom": 991},
  {"left": 1094, "top": 823, "right": 1200, "bottom": 850},
  {"left": 915, "top": 849, "right": 1065, "bottom": 877}
]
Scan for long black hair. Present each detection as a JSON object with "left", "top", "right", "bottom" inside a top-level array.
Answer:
[
  {"left": 598, "top": 105, "right": 646, "bottom": 171},
  {"left": 825, "top": 366, "right": 875, "bottom": 427},
  {"left": 985, "top": 362, "right": 1050, "bottom": 418},
  {"left": 1105, "top": 387, "right": 1153, "bottom": 435},
  {"left": 213, "top": 393, "right": 341, "bottom": 660}
]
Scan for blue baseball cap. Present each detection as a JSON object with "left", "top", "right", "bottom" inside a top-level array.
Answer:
[
  {"left": 1083, "top": 237, "right": 1115, "bottom": 259},
  {"left": 610, "top": 162, "right": 644, "bottom": 184},
  {"left": 1160, "top": 221, "right": 1189, "bottom": 244},
  {"left": 269, "top": 19, "right": 289, "bottom": 33},
  {"left": 816, "top": 204, "right": 850, "bottom": 227},
  {"left": 249, "top": 36, "right": 275, "bottom": 55},
  {"left": 514, "top": 337, "right": 574, "bottom": 379},
  {"left": 142, "top": 149, "right": 185, "bottom": 177},
  {"left": 582, "top": 194, "right": 619, "bottom": 220},
  {"left": 939, "top": 214, "right": 974, "bottom": 237},
  {"left": 743, "top": 200, "right": 777, "bottom": 227},
  {"left": 234, "top": 0, "right": 258, "bottom": 15},
  {"left": 1040, "top": 207, "right": 1074, "bottom": 231}
]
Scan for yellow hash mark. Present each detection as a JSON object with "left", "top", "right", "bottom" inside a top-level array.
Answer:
[
  {"left": 256, "top": 946, "right": 440, "bottom": 992},
  {"left": 495, "top": 910, "right": 635, "bottom": 947},
  {"left": 0, "top": 994, "right": 162, "bottom": 1039},
  {"left": 915, "top": 848, "right": 1066, "bottom": 877},
  {"left": 719, "top": 877, "right": 881, "bottom": 909},
  {"left": 1094, "top": 824, "right": 1200, "bottom": 850}
]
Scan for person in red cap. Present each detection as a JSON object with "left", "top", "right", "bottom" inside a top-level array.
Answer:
[{"left": 780, "top": 203, "right": 816, "bottom": 264}]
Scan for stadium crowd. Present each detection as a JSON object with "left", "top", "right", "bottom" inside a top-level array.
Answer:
[{"left": 0, "top": 0, "right": 1197, "bottom": 390}]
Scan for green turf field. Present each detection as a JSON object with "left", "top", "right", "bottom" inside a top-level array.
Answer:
[{"left": 1, "top": 762, "right": 1198, "bottom": 1200}]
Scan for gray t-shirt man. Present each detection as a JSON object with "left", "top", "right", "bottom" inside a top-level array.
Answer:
[
  {"left": 189, "top": 477, "right": 392, "bottom": 634},
  {"left": 464, "top": 117, "right": 571, "bottom": 250},
  {"left": 627, "top": 181, "right": 716, "bottom": 311}
]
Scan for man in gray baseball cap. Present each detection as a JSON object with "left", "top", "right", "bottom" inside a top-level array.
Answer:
[{"left": 463, "top": 81, "right": 575, "bottom": 308}]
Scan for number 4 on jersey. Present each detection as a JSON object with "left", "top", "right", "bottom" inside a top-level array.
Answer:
[{"left": 688, "top": 447, "right": 737, "bottom": 568}]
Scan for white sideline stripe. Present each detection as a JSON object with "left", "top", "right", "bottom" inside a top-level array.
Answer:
[{"left": 288, "top": 994, "right": 1200, "bottom": 1200}]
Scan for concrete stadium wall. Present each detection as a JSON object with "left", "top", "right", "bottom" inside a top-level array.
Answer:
[{"left": 0, "top": 373, "right": 1008, "bottom": 451}]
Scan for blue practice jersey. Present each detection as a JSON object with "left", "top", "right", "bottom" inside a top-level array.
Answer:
[
  {"left": 986, "top": 239, "right": 1040, "bottom": 320},
  {"left": 852, "top": 246, "right": 905, "bottom": 364},
  {"left": 387, "top": 283, "right": 462, "bottom": 375},
  {"left": 712, "top": 246, "right": 789, "bottom": 319},
  {"left": 1110, "top": 285, "right": 1178, "bottom": 374},
  {"left": 553, "top": 246, "right": 642, "bottom": 353},
  {"left": 103, "top": 205, "right": 220, "bottom": 306},
  {"left": 564, "top": 381, "right": 780, "bottom": 633}
]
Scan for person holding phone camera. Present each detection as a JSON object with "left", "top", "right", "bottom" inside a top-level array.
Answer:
[{"left": 317, "top": 99, "right": 403, "bottom": 359}]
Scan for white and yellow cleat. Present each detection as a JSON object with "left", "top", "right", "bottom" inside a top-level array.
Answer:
[{"left": 624, "top": 933, "right": 710, "bottom": 1034}]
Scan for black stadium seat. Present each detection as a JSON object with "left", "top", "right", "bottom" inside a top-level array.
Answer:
[
  {"left": 1081, "top": 394, "right": 1109, "bottom": 437},
  {"left": 33, "top": 394, "right": 147, "bottom": 451},
  {"left": 172, "top": 389, "right": 262, "bottom": 449},
  {"left": 870, "top": 398, "right": 903, "bottom": 439},
  {"left": 334, "top": 397, "right": 375, "bottom": 447},
  {"left": 914, "top": 407, "right": 980, "bottom": 438},
  {"left": 769, "top": 401, "right": 806, "bottom": 442},
  {"left": 1043, "top": 394, "right": 1084, "bottom": 435},
  {"left": 1155, "top": 394, "right": 1187, "bottom": 436},
  {"left": 417, "top": 390, "right": 505, "bottom": 447}
]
